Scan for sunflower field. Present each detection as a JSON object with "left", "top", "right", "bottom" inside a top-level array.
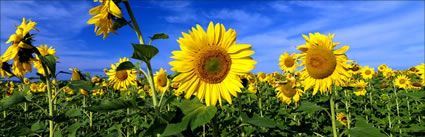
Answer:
[{"left": 1, "top": 0, "right": 424, "bottom": 137}]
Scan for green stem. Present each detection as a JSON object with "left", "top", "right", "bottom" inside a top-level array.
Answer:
[
  {"left": 146, "top": 62, "right": 159, "bottom": 114},
  {"left": 123, "top": 0, "right": 145, "bottom": 45},
  {"left": 393, "top": 80, "right": 402, "bottom": 135},
  {"left": 330, "top": 93, "right": 338, "bottom": 137},
  {"left": 212, "top": 116, "right": 219, "bottom": 137},
  {"left": 386, "top": 104, "right": 393, "bottom": 137}
]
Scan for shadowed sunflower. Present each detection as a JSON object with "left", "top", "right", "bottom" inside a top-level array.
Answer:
[
  {"left": 169, "top": 22, "right": 257, "bottom": 106},
  {"left": 0, "top": 62, "right": 13, "bottom": 78},
  {"left": 395, "top": 75, "right": 410, "bottom": 89},
  {"left": 337, "top": 112, "right": 348, "bottom": 127},
  {"left": 33, "top": 45, "right": 58, "bottom": 76},
  {"left": 353, "top": 80, "right": 367, "bottom": 96},
  {"left": 105, "top": 57, "right": 137, "bottom": 91},
  {"left": 410, "top": 81, "right": 422, "bottom": 89},
  {"left": 378, "top": 64, "right": 388, "bottom": 72},
  {"left": 275, "top": 78, "right": 303, "bottom": 105},
  {"left": 279, "top": 52, "right": 298, "bottom": 73},
  {"left": 2, "top": 18, "right": 38, "bottom": 77},
  {"left": 361, "top": 66, "right": 374, "bottom": 80},
  {"left": 87, "top": 0, "right": 122, "bottom": 39},
  {"left": 297, "top": 33, "right": 350, "bottom": 95},
  {"left": 154, "top": 68, "right": 169, "bottom": 93}
]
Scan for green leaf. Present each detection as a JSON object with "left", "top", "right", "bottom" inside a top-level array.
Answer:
[
  {"left": 85, "top": 99, "right": 136, "bottom": 112},
  {"left": 10, "top": 126, "right": 32, "bottom": 136},
  {"left": 116, "top": 61, "right": 136, "bottom": 71},
  {"left": 65, "top": 109, "right": 82, "bottom": 117},
  {"left": 296, "top": 101, "right": 326, "bottom": 114},
  {"left": 112, "top": 17, "right": 130, "bottom": 31},
  {"left": 31, "top": 122, "right": 46, "bottom": 132},
  {"left": 398, "top": 91, "right": 425, "bottom": 99},
  {"left": 67, "top": 122, "right": 82, "bottom": 137},
  {"left": 162, "top": 100, "right": 217, "bottom": 136},
  {"left": 0, "top": 93, "right": 27, "bottom": 111},
  {"left": 348, "top": 117, "right": 386, "bottom": 137},
  {"left": 241, "top": 112, "right": 278, "bottom": 128},
  {"left": 150, "top": 33, "right": 169, "bottom": 42},
  {"left": 169, "top": 72, "right": 181, "bottom": 79},
  {"left": 39, "top": 55, "right": 56, "bottom": 77},
  {"left": 131, "top": 44, "right": 159, "bottom": 63},
  {"left": 68, "top": 80, "right": 92, "bottom": 92}
]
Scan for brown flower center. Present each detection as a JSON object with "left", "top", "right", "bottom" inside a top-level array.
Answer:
[
  {"left": 284, "top": 57, "right": 295, "bottom": 67},
  {"left": 282, "top": 84, "right": 296, "bottom": 98},
  {"left": 365, "top": 70, "right": 371, "bottom": 75},
  {"left": 306, "top": 46, "right": 337, "bottom": 79},
  {"left": 197, "top": 49, "right": 231, "bottom": 84},
  {"left": 157, "top": 75, "right": 167, "bottom": 87},
  {"left": 399, "top": 79, "right": 406, "bottom": 84},
  {"left": 116, "top": 70, "right": 128, "bottom": 81}
]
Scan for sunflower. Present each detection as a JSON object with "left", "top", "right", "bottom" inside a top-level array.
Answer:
[
  {"left": 154, "top": 68, "right": 169, "bottom": 93},
  {"left": 410, "top": 81, "right": 422, "bottom": 89},
  {"left": 337, "top": 112, "right": 348, "bottom": 127},
  {"left": 247, "top": 83, "right": 257, "bottom": 94},
  {"left": 70, "top": 68, "right": 81, "bottom": 81},
  {"left": 169, "top": 22, "right": 257, "bottom": 106},
  {"left": 361, "top": 66, "right": 374, "bottom": 80},
  {"left": 38, "top": 82, "right": 46, "bottom": 92},
  {"left": 279, "top": 52, "right": 298, "bottom": 73},
  {"left": 353, "top": 80, "right": 367, "bottom": 96},
  {"left": 2, "top": 18, "right": 38, "bottom": 77},
  {"left": 395, "top": 75, "right": 410, "bottom": 89},
  {"left": 24, "top": 78, "right": 30, "bottom": 85},
  {"left": 33, "top": 45, "right": 58, "bottom": 76},
  {"left": 30, "top": 83, "right": 38, "bottom": 92},
  {"left": 348, "top": 62, "right": 362, "bottom": 75},
  {"left": 87, "top": 0, "right": 122, "bottom": 39},
  {"left": 257, "top": 72, "right": 268, "bottom": 82},
  {"left": 378, "top": 64, "right": 388, "bottom": 72},
  {"left": 383, "top": 68, "right": 394, "bottom": 79},
  {"left": 105, "top": 57, "right": 137, "bottom": 91},
  {"left": 275, "top": 78, "right": 303, "bottom": 105},
  {"left": 0, "top": 62, "right": 13, "bottom": 78},
  {"left": 296, "top": 33, "right": 350, "bottom": 95}
]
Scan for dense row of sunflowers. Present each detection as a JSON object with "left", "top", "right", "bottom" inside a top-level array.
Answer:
[{"left": 1, "top": 0, "right": 424, "bottom": 136}]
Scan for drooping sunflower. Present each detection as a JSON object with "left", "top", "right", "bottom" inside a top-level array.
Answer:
[
  {"left": 257, "top": 72, "right": 268, "bottom": 82},
  {"left": 70, "top": 68, "right": 81, "bottom": 81},
  {"left": 154, "top": 68, "right": 169, "bottom": 93},
  {"left": 337, "top": 112, "right": 348, "bottom": 127},
  {"left": 410, "top": 81, "right": 422, "bottom": 89},
  {"left": 0, "top": 62, "right": 13, "bottom": 78},
  {"left": 275, "top": 77, "right": 303, "bottom": 105},
  {"left": 395, "top": 74, "right": 410, "bottom": 89},
  {"left": 33, "top": 44, "right": 58, "bottom": 76},
  {"left": 87, "top": 0, "right": 122, "bottom": 39},
  {"left": 378, "top": 64, "right": 388, "bottom": 72},
  {"left": 353, "top": 80, "right": 367, "bottom": 96},
  {"left": 105, "top": 57, "right": 137, "bottom": 91},
  {"left": 279, "top": 52, "right": 298, "bottom": 73},
  {"left": 2, "top": 18, "right": 38, "bottom": 77},
  {"left": 169, "top": 22, "right": 257, "bottom": 106},
  {"left": 361, "top": 66, "right": 374, "bottom": 80},
  {"left": 296, "top": 33, "right": 350, "bottom": 95}
]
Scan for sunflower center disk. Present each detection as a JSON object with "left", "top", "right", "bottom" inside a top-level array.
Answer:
[
  {"left": 305, "top": 47, "right": 337, "bottom": 79},
  {"left": 198, "top": 49, "right": 231, "bottom": 84},
  {"left": 284, "top": 58, "right": 295, "bottom": 67},
  {"left": 158, "top": 75, "right": 167, "bottom": 87},
  {"left": 399, "top": 79, "right": 405, "bottom": 84},
  {"left": 412, "top": 82, "right": 421, "bottom": 87},
  {"left": 365, "top": 70, "right": 371, "bottom": 75},
  {"left": 116, "top": 70, "right": 128, "bottom": 81},
  {"left": 282, "top": 84, "right": 296, "bottom": 97}
]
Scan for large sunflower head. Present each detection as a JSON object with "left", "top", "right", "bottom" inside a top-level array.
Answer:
[
  {"left": 395, "top": 74, "right": 410, "bottom": 89},
  {"left": 154, "top": 68, "right": 169, "bottom": 93},
  {"left": 279, "top": 52, "right": 298, "bottom": 73},
  {"left": 361, "top": 66, "right": 374, "bottom": 80},
  {"left": 275, "top": 77, "right": 303, "bottom": 105},
  {"left": 378, "top": 64, "right": 388, "bottom": 72},
  {"left": 87, "top": 0, "right": 122, "bottom": 39},
  {"left": 169, "top": 22, "right": 257, "bottom": 106},
  {"left": 296, "top": 33, "right": 350, "bottom": 95},
  {"left": 105, "top": 57, "right": 137, "bottom": 91}
]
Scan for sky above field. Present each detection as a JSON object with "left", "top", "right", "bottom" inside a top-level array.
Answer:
[{"left": 1, "top": 1, "right": 424, "bottom": 80}]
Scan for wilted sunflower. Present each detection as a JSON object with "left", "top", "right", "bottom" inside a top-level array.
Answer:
[
  {"left": 33, "top": 45, "right": 58, "bottom": 76},
  {"left": 257, "top": 72, "right": 268, "bottom": 82},
  {"left": 395, "top": 75, "right": 410, "bottom": 89},
  {"left": 2, "top": 18, "right": 38, "bottom": 77},
  {"left": 361, "top": 66, "right": 374, "bottom": 80},
  {"left": 337, "top": 112, "right": 348, "bottom": 127},
  {"left": 275, "top": 78, "right": 303, "bottom": 105},
  {"left": 105, "top": 57, "right": 137, "bottom": 91},
  {"left": 378, "top": 64, "right": 388, "bottom": 72},
  {"left": 279, "top": 52, "right": 298, "bottom": 73},
  {"left": 353, "top": 80, "right": 367, "bottom": 96},
  {"left": 87, "top": 0, "right": 122, "bottom": 39},
  {"left": 154, "top": 68, "right": 169, "bottom": 93},
  {"left": 169, "top": 22, "right": 257, "bottom": 106},
  {"left": 297, "top": 33, "right": 350, "bottom": 95}
]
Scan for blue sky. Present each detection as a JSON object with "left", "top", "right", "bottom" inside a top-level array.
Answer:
[{"left": 1, "top": 1, "right": 424, "bottom": 80}]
